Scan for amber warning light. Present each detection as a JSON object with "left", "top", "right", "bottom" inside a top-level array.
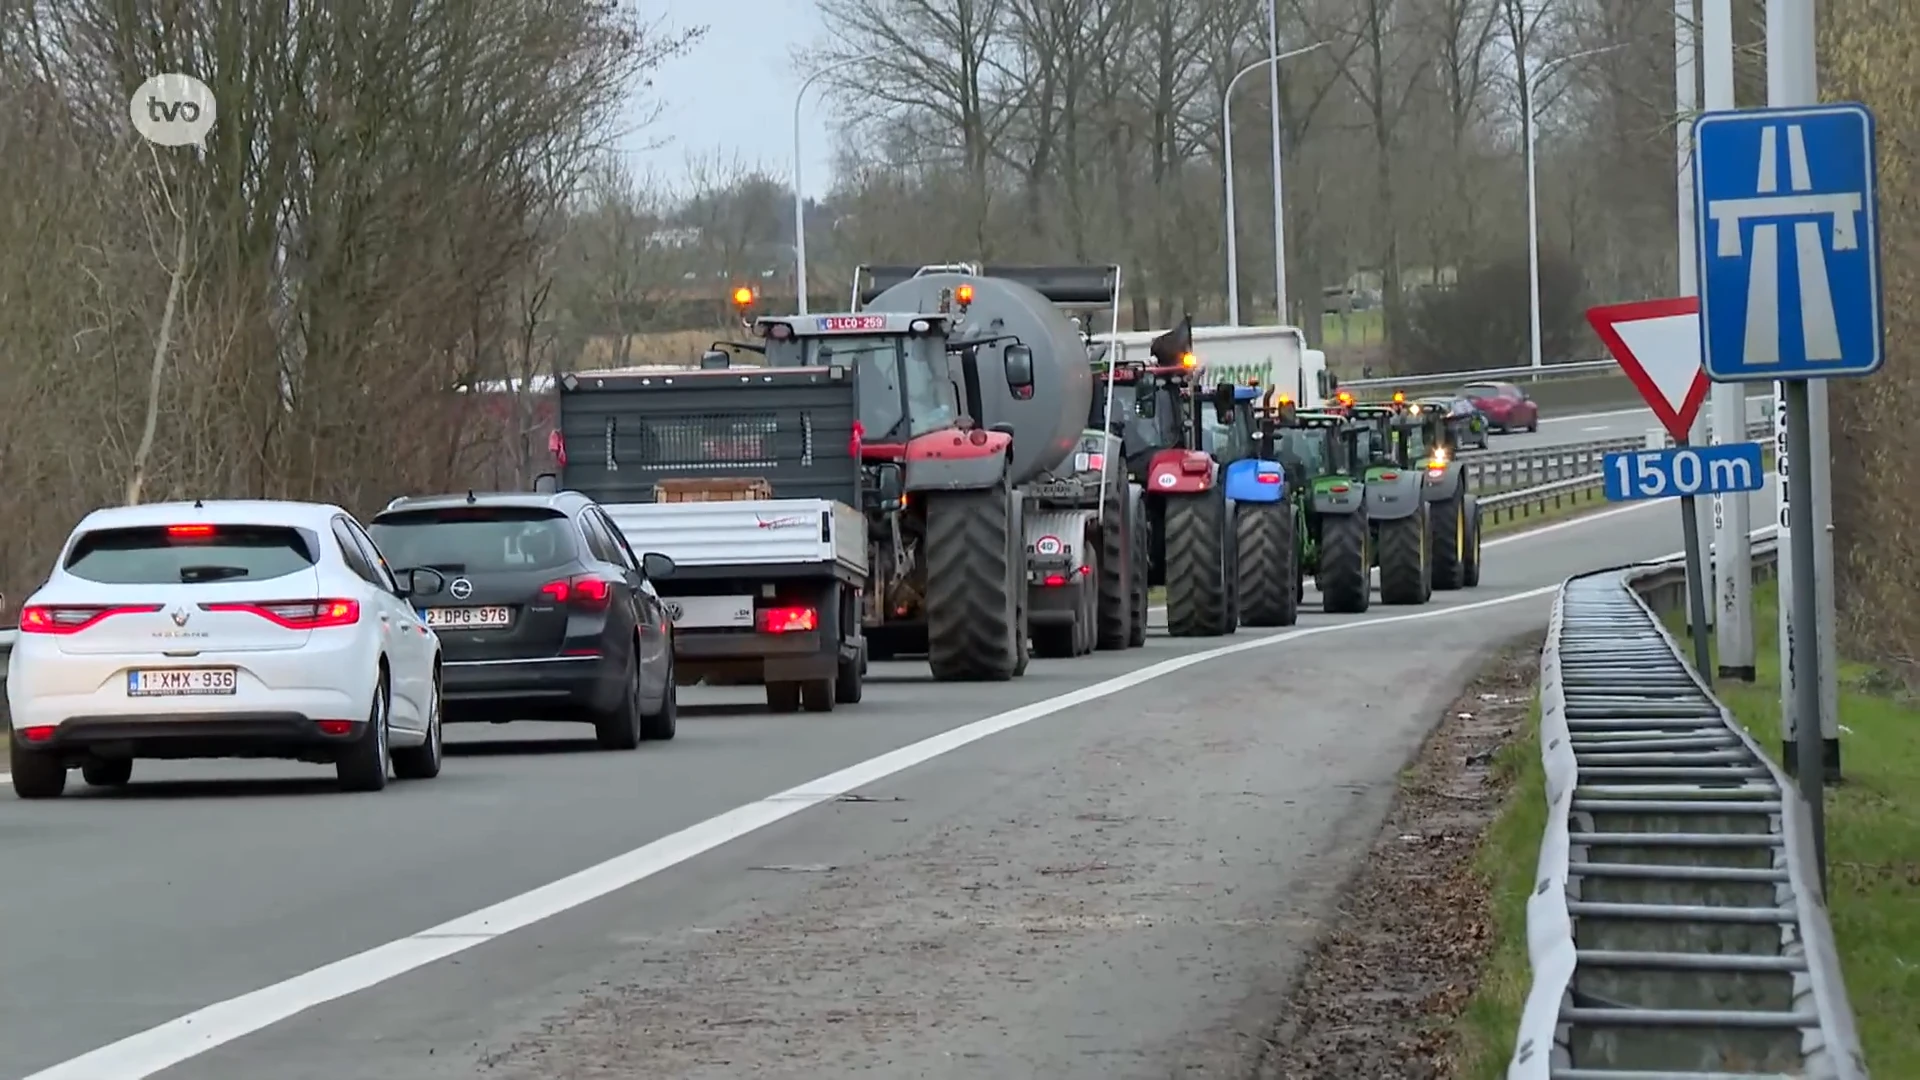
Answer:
[
  {"left": 955, "top": 283, "right": 975, "bottom": 305},
  {"left": 731, "top": 286, "right": 754, "bottom": 307}
]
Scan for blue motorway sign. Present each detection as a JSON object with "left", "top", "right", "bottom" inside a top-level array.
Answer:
[
  {"left": 1693, "top": 103, "right": 1882, "bottom": 381},
  {"left": 1604, "top": 443, "right": 1767, "bottom": 502}
]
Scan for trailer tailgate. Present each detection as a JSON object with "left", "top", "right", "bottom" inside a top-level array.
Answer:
[{"left": 603, "top": 499, "right": 868, "bottom": 575}]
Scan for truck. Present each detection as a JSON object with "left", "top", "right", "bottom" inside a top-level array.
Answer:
[
  {"left": 844, "top": 264, "right": 1143, "bottom": 661},
  {"left": 1091, "top": 322, "right": 1333, "bottom": 409},
  {"left": 550, "top": 364, "right": 871, "bottom": 713}
]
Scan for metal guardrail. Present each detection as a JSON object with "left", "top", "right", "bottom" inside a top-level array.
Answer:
[
  {"left": 1509, "top": 540, "right": 1867, "bottom": 1079},
  {"left": 1341, "top": 360, "right": 1620, "bottom": 393}
]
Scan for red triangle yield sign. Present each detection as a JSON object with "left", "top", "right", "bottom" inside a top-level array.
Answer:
[{"left": 1585, "top": 296, "right": 1709, "bottom": 444}]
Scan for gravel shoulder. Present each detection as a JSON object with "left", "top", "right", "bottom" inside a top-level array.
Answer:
[{"left": 1247, "top": 634, "right": 1543, "bottom": 1080}]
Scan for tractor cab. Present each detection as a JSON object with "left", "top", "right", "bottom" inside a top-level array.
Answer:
[
  {"left": 1093, "top": 316, "right": 1240, "bottom": 478},
  {"left": 1265, "top": 407, "right": 1364, "bottom": 487},
  {"left": 751, "top": 311, "right": 968, "bottom": 452}
]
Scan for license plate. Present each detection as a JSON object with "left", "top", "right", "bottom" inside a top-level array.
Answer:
[
  {"left": 128, "top": 668, "right": 238, "bottom": 697},
  {"left": 664, "top": 595, "right": 755, "bottom": 629},
  {"left": 424, "top": 606, "right": 513, "bottom": 629}
]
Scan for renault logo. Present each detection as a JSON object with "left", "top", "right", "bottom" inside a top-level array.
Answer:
[
  {"left": 170, "top": 607, "right": 190, "bottom": 627},
  {"left": 450, "top": 577, "right": 474, "bottom": 600}
]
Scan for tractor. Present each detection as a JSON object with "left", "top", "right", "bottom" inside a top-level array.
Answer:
[
  {"left": 1344, "top": 402, "right": 1434, "bottom": 606},
  {"left": 1262, "top": 405, "right": 1373, "bottom": 614},
  {"left": 1397, "top": 400, "right": 1485, "bottom": 591},
  {"left": 1091, "top": 318, "right": 1278, "bottom": 637}
]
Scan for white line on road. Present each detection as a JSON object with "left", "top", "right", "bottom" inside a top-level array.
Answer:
[
  {"left": 1582, "top": 425, "right": 1610, "bottom": 432},
  {"left": 23, "top": 515, "right": 1763, "bottom": 1080}
]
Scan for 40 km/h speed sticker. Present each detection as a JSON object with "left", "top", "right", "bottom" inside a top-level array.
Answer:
[
  {"left": 1156, "top": 473, "right": 1177, "bottom": 487},
  {"left": 1034, "top": 535, "right": 1064, "bottom": 556}
]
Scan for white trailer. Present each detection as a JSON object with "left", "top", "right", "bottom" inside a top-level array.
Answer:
[{"left": 1092, "top": 324, "right": 1331, "bottom": 407}]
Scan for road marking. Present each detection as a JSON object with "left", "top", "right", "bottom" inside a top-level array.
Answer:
[
  {"left": 1539, "top": 406, "right": 1651, "bottom": 424},
  {"left": 1582, "top": 425, "right": 1610, "bottom": 432},
  {"left": 23, "top": 525, "right": 1766, "bottom": 1080}
]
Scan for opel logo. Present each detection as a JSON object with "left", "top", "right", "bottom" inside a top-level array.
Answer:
[
  {"left": 170, "top": 606, "right": 190, "bottom": 627},
  {"left": 450, "top": 577, "right": 473, "bottom": 600}
]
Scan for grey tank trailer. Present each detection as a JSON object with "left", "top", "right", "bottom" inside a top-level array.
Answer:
[{"left": 737, "top": 262, "right": 1148, "bottom": 677}]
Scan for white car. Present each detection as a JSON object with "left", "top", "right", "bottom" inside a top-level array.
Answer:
[{"left": 7, "top": 500, "right": 449, "bottom": 798}]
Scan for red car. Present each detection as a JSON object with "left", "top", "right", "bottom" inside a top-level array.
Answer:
[{"left": 1458, "top": 381, "right": 1539, "bottom": 434}]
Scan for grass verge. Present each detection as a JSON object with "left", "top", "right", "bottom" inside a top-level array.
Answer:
[
  {"left": 1447, "top": 694, "right": 1546, "bottom": 1079},
  {"left": 1665, "top": 581, "right": 1919, "bottom": 1074}
]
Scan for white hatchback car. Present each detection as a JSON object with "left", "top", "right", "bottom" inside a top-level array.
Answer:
[{"left": 7, "top": 500, "right": 449, "bottom": 798}]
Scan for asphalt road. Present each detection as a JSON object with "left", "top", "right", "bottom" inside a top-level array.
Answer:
[{"left": 0, "top": 483, "right": 1775, "bottom": 1080}]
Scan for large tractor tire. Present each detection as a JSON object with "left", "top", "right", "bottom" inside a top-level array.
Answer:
[
  {"left": 1095, "top": 485, "right": 1133, "bottom": 650},
  {"left": 1318, "top": 511, "right": 1372, "bottom": 614},
  {"left": 1429, "top": 496, "right": 1468, "bottom": 591},
  {"left": 1236, "top": 502, "right": 1299, "bottom": 627},
  {"left": 924, "top": 483, "right": 1021, "bottom": 680},
  {"left": 1463, "top": 495, "right": 1484, "bottom": 587},
  {"left": 1377, "top": 508, "right": 1433, "bottom": 606},
  {"left": 1163, "top": 488, "right": 1235, "bottom": 637},
  {"left": 1128, "top": 497, "right": 1151, "bottom": 646}
]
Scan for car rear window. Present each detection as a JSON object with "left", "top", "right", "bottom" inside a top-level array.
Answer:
[
  {"left": 64, "top": 524, "right": 319, "bottom": 585},
  {"left": 368, "top": 507, "right": 576, "bottom": 574}
]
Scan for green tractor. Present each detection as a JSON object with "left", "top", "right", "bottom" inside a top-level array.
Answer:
[
  {"left": 1345, "top": 403, "right": 1434, "bottom": 606},
  {"left": 1261, "top": 402, "right": 1373, "bottom": 614},
  {"left": 1398, "top": 400, "right": 1485, "bottom": 590}
]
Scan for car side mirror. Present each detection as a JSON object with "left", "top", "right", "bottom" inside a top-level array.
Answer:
[
  {"left": 876, "top": 463, "right": 905, "bottom": 510},
  {"left": 397, "top": 567, "right": 446, "bottom": 599},
  {"left": 641, "top": 552, "right": 676, "bottom": 580},
  {"left": 700, "top": 349, "right": 731, "bottom": 370},
  {"left": 1003, "top": 344, "right": 1036, "bottom": 392}
]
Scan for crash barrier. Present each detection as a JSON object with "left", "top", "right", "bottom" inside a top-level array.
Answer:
[
  {"left": 1509, "top": 542, "right": 1868, "bottom": 1079},
  {"left": 1341, "top": 363, "right": 1777, "bottom": 415},
  {"left": 1461, "top": 416, "right": 1774, "bottom": 495}
]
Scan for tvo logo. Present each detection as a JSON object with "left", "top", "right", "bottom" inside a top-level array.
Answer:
[{"left": 129, "top": 73, "right": 217, "bottom": 148}]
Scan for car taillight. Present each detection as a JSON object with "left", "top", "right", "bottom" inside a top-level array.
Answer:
[
  {"left": 539, "top": 576, "right": 613, "bottom": 608},
  {"left": 758, "top": 606, "right": 817, "bottom": 633},
  {"left": 203, "top": 599, "right": 360, "bottom": 629},
  {"left": 166, "top": 524, "right": 216, "bottom": 538},
  {"left": 18, "top": 604, "right": 162, "bottom": 634},
  {"left": 1042, "top": 574, "right": 1067, "bottom": 587},
  {"left": 1256, "top": 472, "right": 1280, "bottom": 484}
]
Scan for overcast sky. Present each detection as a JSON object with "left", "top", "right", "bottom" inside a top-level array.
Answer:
[{"left": 615, "top": 2, "right": 841, "bottom": 198}]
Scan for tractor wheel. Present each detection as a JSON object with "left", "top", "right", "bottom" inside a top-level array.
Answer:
[
  {"left": 1236, "top": 502, "right": 1299, "bottom": 627},
  {"left": 924, "top": 481, "right": 1021, "bottom": 680},
  {"left": 1163, "top": 488, "right": 1233, "bottom": 637},
  {"left": 1378, "top": 508, "right": 1432, "bottom": 605},
  {"left": 1095, "top": 484, "right": 1132, "bottom": 650},
  {"left": 1318, "top": 511, "right": 1372, "bottom": 614},
  {"left": 1429, "top": 496, "right": 1468, "bottom": 591},
  {"left": 1463, "top": 495, "right": 1484, "bottom": 587},
  {"left": 1127, "top": 496, "right": 1151, "bottom": 646}
]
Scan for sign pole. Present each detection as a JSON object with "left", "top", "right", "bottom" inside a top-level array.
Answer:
[
  {"left": 1702, "top": 0, "right": 1754, "bottom": 679},
  {"left": 1672, "top": 0, "right": 1718, "bottom": 639},
  {"left": 1767, "top": 0, "right": 1841, "bottom": 782},
  {"left": 1675, "top": 436, "right": 1715, "bottom": 683},
  {"left": 1782, "top": 379, "right": 1825, "bottom": 887}
]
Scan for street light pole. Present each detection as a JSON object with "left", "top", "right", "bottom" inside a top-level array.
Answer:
[
  {"left": 1222, "top": 40, "right": 1326, "bottom": 326},
  {"left": 1524, "top": 44, "right": 1625, "bottom": 369},
  {"left": 1264, "top": 0, "right": 1287, "bottom": 324},
  {"left": 792, "top": 54, "right": 878, "bottom": 315}
]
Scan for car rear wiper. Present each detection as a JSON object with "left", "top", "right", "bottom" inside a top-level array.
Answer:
[{"left": 180, "top": 565, "right": 250, "bottom": 582}]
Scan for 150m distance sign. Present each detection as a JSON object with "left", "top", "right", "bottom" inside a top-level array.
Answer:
[{"left": 1603, "top": 442, "right": 1767, "bottom": 502}]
